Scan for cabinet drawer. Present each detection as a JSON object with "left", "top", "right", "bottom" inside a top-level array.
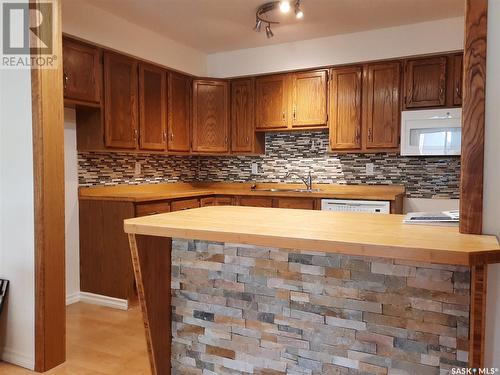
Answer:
[
  {"left": 171, "top": 198, "right": 200, "bottom": 212},
  {"left": 200, "top": 197, "right": 215, "bottom": 207},
  {"left": 135, "top": 201, "right": 171, "bottom": 217},
  {"left": 238, "top": 196, "right": 274, "bottom": 208},
  {"left": 275, "top": 198, "right": 316, "bottom": 210},
  {"left": 215, "top": 196, "right": 234, "bottom": 206}
]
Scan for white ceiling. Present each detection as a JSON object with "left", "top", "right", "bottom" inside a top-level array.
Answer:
[{"left": 84, "top": 0, "right": 464, "bottom": 54}]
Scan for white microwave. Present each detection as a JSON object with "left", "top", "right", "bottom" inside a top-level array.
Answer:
[{"left": 401, "top": 108, "right": 462, "bottom": 156}]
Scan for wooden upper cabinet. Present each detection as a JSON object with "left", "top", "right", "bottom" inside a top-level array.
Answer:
[
  {"left": 364, "top": 62, "right": 401, "bottom": 150},
  {"left": 329, "top": 66, "right": 363, "bottom": 151},
  {"left": 168, "top": 73, "right": 191, "bottom": 152},
  {"left": 104, "top": 52, "right": 139, "bottom": 149},
  {"left": 138, "top": 64, "right": 166, "bottom": 151},
  {"left": 255, "top": 75, "right": 288, "bottom": 130},
  {"left": 291, "top": 70, "right": 328, "bottom": 128},
  {"left": 452, "top": 54, "right": 463, "bottom": 106},
  {"left": 62, "top": 38, "right": 101, "bottom": 104},
  {"left": 405, "top": 56, "right": 447, "bottom": 108},
  {"left": 231, "top": 78, "right": 255, "bottom": 153},
  {"left": 192, "top": 80, "right": 229, "bottom": 153}
]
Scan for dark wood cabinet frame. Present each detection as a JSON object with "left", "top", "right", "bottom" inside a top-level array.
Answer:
[{"left": 30, "top": 0, "right": 488, "bottom": 372}]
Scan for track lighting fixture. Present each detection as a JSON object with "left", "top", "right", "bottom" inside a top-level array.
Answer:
[
  {"left": 254, "top": 0, "right": 304, "bottom": 38},
  {"left": 265, "top": 24, "right": 274, "bottom": 38}
]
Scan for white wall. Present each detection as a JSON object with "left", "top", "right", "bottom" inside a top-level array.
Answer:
[
  {"left": 404, "top": 198, "right": 459, "bottom": 214},
  {"left": 61, "top": 0, "right": 207, "bottom": 77},
  {"left": 484, "top": 0, "right": 500, "bottom": 367},
  {"left": 0, "top": 63, "right": 35, "bottom": 368},
  {"left": 64, "top": 109, "right": 80, "bottom": 304},
  {"left": 207, "top": 17, "right": 464, "bottom": 78}
]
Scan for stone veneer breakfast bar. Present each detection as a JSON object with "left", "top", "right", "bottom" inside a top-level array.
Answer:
[{"left": 124, "top": 206, "right": 500, "bottom": 375}]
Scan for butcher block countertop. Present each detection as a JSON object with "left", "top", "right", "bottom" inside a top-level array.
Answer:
[
  {"left": 79, "top": 182, "right": 406, "bottom": 202},
  {"left": 124, "top": 206, "right": 500, "bottom": 266}
]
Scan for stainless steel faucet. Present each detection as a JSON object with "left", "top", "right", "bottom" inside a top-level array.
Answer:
[{"left": 284, "top": 171, "right": 313, "bottom": 191}]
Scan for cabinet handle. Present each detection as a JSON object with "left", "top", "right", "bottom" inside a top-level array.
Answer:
[
  {"left": 439, "top": 87, "right": 444, "bottom": 97},
  {"left": 355, "top": 128, "right": 360, "bottom": 142},
  {"left": 63, "top": 72, "right": 68, "bottom": 90},
  {"left": 368, "top": 128, "right": 373, "bottom": 142},
  {"left": 246, "top": 136, "right": 249, "bottom": 143},
  {"left": 293, "top": 106, "right": 297, "bottom": 121},
  {"left": 134, "top": 129, "right": 138, "bottom": 141},
  {"left": 282, "top": 112, "right": 286, "bottom": 121},
  {"left": 170, "top": 133, "right": 174, "bottom": 141},
  {"left": 456, "top": 86, "right": 461, "bottom": 97},
  {"left": 225, "top": 137, "right": 228, "bottom": 145}
]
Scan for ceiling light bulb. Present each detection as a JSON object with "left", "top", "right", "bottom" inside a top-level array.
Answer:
[
  {"left": 279, "top": 1, "right": 290, "bottom": 13},
  {"left": 254, "top": 19, "right": 262, "bottom": 32},
  {"left": 294, "top": 1, "right": 303, "bottom": 19},
  {"left": 265, "top": 24, "right": 274, "bottom": 38}
]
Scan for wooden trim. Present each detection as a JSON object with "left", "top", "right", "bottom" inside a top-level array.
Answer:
[
  {"left": 460, "top": 0, "right": 488, "bottom": 234},
  {"left": 31, "top": 0, "right": 66, "bottom": 371},
  {"left": 469, "top": 264, "right": 488, "bottom": 368},
  {"left": 129, "top": 234, "right": 172, "bottom": 375}
]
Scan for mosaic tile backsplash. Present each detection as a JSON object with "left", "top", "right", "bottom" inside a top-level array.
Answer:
[{"left": 78, "top": 131, "right": 460, "bottom": 199}]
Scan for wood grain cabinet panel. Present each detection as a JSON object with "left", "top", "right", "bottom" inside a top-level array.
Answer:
[
  {"left": 231, "top": 78, "right": 255, "bottom": 153},
  {"left": 139, "top": 64, "right": 167, "bottom": 151},
  {"left": 237, "top": 196, "right": 274, "bottom": 208},
  {"left": 329, "top": 66, "right": 363, "bottom": 151},
  {"left": 214, "top": 196, "right": 234, "bottom": 206},
  {"left": 104, "top": 52, "right": 139, "bottom": 149},
  {"left": 452, "top": 54, "right": 463, "bottom": 106},
  {"left": 275, "top": 198, "right": 316, "bottom": 210},
  {"left": 171, "top": 198, "right": 200, "bottom": 211},
  {"left": 168, "top": 72, "right": 192, "bottom": 152},
  {"left": 405, "top": 56, "right": 447, "bottom": 108},
  {"left": 135, "top": 201, "right": 171, "bottom": 217},
  {"left": 255, "top": 74, "right": 289, "bottom": 130},
  {"left": 62, "top": 37, "right": 101, "bottom": 104},
  {"left": 192, "top": 80, "right": 229, "bottom": 153},
  {"left": 291, "top": 70, "right": 328, "bottom": 128},
  {"left": 364, "top": 62, "right": 401, "bottom": 150}
]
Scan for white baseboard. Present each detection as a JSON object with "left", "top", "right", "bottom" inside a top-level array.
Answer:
[
  {"left": 79, "top": 292, "right": 129, "bottom": 310},
  {"left": 66, "top": 292, "right": 81, "bottom": 306},
  {"left": 1, "top": 347, "right": 35, "bottom": 370}
]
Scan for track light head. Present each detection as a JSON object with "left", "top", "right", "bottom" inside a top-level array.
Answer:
[
  {"left": 279, "top": 1, "right": 291, "bottom": 13},
  {"left": 295, "top": 1, "right": 304, "bottom": 19},
  {"left": 265, "top": 24, "right": 274, "bottom": 38},
  {"left": 254, "top": 19, "right": 263, "bottom": 32}
]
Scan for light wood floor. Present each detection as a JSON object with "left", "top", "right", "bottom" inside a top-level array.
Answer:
[{"left": 0, "top": 303, "right": 150, "bottom": 374}]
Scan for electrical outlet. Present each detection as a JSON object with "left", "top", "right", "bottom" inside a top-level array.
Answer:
[
  {"left": 366, "top": 163, "right": 374, "bottom": 175},
  {"left": 134, "top": 162, "right": 142, "bottom": 176},
  {"left": 251, "top": 163, "right": 258, "bottom": 174}
]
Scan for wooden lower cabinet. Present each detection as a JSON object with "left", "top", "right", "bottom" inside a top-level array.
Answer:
[
  {"left": 237, "top": 196, "right": 274, "bottom": 208},
  {"left": 275, "top": 198, "right": 317, "bottom": 210},
  {"left": 171, "top": 198, "right": 200, "bottom": 211},
  {"left": 135, "top": 201, "right": 171, "bottom": 217},
  {"left": 214, "top": 196, "right": 234, "bottom": 206},
  {"left": 79, "top": 200, "right": 136, "bottom": 300}
]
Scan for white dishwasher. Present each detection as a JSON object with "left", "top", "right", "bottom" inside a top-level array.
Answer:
[{"left": 321, "top": 199, "right": 390, "bottom": 214}]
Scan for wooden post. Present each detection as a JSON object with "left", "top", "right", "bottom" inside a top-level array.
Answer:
[
  {"left": 469, "top": 264, "right": 488, "bottom": 368},
  {"left": 129, "top": 234, "right": 172, "bottom": 375},
  {"left": 460, "top": 0, "right": 488, "bottom": 234}
]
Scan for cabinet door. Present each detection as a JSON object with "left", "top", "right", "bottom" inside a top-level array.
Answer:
[
  {"left": 275, "top": 198, "right": 316, "bottom": 210},
  {"left": 192, "top": 80, "right": 229, "bottom": 153},
  {"left": 364, "top": 62, "right": 401, "bottom": 150},
  {"left": 405, "top": 56, "right": 447, "bottom": 108},
  {"left": 452, "top": 54, "right": 463, "bottom": 106},
  {"left": 231, "top": 78, "right": 255, "bottom": 153},
  {"left": 291, "top": 70, "right": 328, "bottom": 128},
  {"left": 329, "top": 66, "right": 363, "bottom": 151},
  {"left": 139, "top": 64, "right": 166, "bottom": 151},
  {"left": 104, "top": 52, "right": 139, "bottom": 149},
  {"left": 237, "top": 196, "right": 274, "bottom": 207},
  {"left": 255, "top": 75, "right": 288, "bottom": 130},
  {"left": 171, "top": 199, "right": 200, "bottom": 212},
  {"left": 168, "top": 72, "right": 191, "bottom": 152},
  {"left": 63, "top": 38, "right": 101, "bottom": 103}
]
